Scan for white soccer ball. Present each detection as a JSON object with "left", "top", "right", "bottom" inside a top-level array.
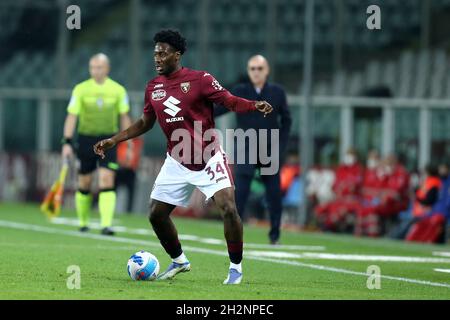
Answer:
[{"left": 127, "top": 250, "right": 160, "bottom": 281}]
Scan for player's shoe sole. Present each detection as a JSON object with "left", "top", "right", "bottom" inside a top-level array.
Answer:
[
  {"left": 223, "top": 268, "right": 242, "bottom": 285},
  {"left": 157, "top": 261, "right": 191, "bottom": 280}
]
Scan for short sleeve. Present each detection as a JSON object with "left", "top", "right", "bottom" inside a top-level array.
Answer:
[
  {"left": 117, "top": 86, "right": 130, "bottom": 114},
  {"left": 67, "top": 85, "right": 81, "bottom": 115},
  {"left": 143, "top": 86, "right": 155, "bottom": 116}
]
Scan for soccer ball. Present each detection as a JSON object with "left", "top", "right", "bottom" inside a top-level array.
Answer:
[{"left": 127, "top": 250, "right": 160, "bottom": 281}]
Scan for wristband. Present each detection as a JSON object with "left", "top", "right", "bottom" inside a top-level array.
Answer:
[{"left": 61, "top": 137, "right": 73, "bottom": 146}]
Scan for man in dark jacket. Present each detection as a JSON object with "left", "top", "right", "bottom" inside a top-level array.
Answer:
[{"left": 215, "top": 55, "right": 292, "bottom": 244}]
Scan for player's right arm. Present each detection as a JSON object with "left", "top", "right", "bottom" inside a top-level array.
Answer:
[
  {"left": 213, "top": 84, "right": 242, "bottom": 117},
  {"left": 94, "top": 88, "right": 157, "bottom": 159},
  {"left": 61, "top": 86, "right": 81, "bottom": 160}
]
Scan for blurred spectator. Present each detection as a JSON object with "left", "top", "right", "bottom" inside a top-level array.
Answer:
[
  {"left": 280, "top": 151, "right": 301, "bottom": 196},
  {"left": 405, "top": 164, "right": 447, "bottom": 243},
  {"left": 366, "top": 150, "right": 381, "bottom": 170},
  {"left": 115, "top": 138, "right": 143, "bottom": 213},
  {"left": 280, "top": 151, "right": 303, "bottom": 222},
  {"left": 412, "top": 165, "right": 442, "bottom": 218},
  {"left": 354, "top": 154, "right": 410, "bottom": 237},
  {"left": 314, "top": 148, "right": 363, "bottom": 232},
  {"left": 351, "top": 150, "right": 383, "bottom": 210},
  {"left": 306, "top": 167, "right": 335, "bottom": 205},
  {"left": 350, "top": 149, "right": 385, "bottom": 233},
  {"left": 332, "top": 148, "right": 363, "bottom": 197},
  {"left": 391, "top": 164, "right": 442, "bottom": 239}
]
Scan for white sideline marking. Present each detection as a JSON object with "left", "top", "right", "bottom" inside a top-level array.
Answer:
[
  {"left": 51, "top": 217, "right": 326, "bottom": 251},
  {"left": 246, "top": 251, "right": 450, "bottom": 263},
  {"left": 1, "top": 220, "right": 450, "bottom": 289},
  {"left": 247, "top": 251, "right": 301, "bottom": 259},
  {"left": 434, "top": 269, "right": 450, "bottom": 274},
  {"left": 0, "top": 241, "right": 139, "bottom": 251},
  {"left": 433, "top": 252, "right": 450, "bottom": 257}
]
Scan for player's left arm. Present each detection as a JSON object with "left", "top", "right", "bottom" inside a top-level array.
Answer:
[{"left": 201, "top": 73, "right": 273, "bottom": 116}]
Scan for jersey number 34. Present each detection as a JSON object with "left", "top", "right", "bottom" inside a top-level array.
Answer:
[{"left": 205, "top": 163, "right": 226, "bottom": 181}]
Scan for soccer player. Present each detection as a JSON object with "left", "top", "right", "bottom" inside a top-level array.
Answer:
[
  {"left": 93, "top": 30, "right": 273, "bottom": 284},
  {"left": 62, "top": 53, "right": 132, "bottom": 235}
]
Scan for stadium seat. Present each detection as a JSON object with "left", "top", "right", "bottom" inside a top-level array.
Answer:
[{"left": 1, "top": 0, "right": 450, "bottom": 94}]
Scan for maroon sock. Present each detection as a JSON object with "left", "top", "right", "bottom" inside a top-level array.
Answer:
[
  {"left": 160, "top": 238, "right": 182, "bottom": 259},
  {"left": 226, "top": 241, "right": 243, "bottom": 264}
]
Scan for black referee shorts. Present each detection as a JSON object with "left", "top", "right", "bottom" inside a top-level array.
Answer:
[{"left": 76, "top": 134, "right": 118, "bottom": 175}]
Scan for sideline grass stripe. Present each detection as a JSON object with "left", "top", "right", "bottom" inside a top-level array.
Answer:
[{"left": 1, "top": 219, "right": 450, "bottom": 289}]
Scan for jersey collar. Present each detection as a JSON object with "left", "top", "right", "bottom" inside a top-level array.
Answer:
[
  {"left": 91, "top": 77, "right": 110, "bottom": 86},
  {"left": 164, "top": 67, "right": 187, "bottom": 80}
]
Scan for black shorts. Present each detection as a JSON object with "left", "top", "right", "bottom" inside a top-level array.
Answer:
[{"left": 76, "top": 134, "right": 118, "bottom": 174}]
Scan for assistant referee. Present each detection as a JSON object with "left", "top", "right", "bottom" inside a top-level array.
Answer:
[{"left": 61, "top": 53, "right": 131, "bottom": 235}]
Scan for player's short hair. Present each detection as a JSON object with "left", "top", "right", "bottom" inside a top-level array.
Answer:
[{"left": 153, "top": 29, "right": 187, "bottom": 55}]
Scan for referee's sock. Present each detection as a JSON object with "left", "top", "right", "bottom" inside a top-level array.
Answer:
[
  {"left": 99, "top": 188, "right": 116, "bottom": 228},
  {"left": 75, "top": 189, "right": 92, "bottom": 227}
]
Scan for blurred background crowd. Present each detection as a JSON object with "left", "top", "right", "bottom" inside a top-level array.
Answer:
[
  {"left": 281, "top": 149, "right": 449, "bottom": 243},
  {"left": 1, "top": 0, "right": 450, "bottom": 243}
]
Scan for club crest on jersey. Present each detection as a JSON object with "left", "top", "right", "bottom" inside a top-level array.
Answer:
[
  {"left": 180, "top": 82, "right": 190, "bottom": 93},
  {"left": 152, "top": 89, "right": 166, "bottom": 101}
]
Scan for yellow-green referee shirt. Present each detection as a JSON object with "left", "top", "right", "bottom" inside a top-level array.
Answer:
[{"left": 67, "top": 78, "right": 130, "bottom": 136}]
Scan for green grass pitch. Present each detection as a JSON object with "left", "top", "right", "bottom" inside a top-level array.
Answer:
[{"left": 0, "top": 202, "right": 449, "bottom": 300}]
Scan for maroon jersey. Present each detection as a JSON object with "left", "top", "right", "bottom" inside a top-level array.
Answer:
[{"left": 144, "top": 67, "right": 256, "bottom": 170}]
